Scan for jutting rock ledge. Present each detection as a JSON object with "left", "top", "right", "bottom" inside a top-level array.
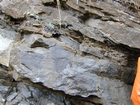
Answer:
[{"left": 0, "top": 0, "right": 139, "bottom": 104}]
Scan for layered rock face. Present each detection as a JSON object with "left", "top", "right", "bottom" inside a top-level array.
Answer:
[{"left": 0, "top": 0, "right": 139, "bottom": 104}]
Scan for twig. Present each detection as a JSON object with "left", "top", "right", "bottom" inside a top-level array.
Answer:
[
  {"left": 77, "top": 0, "right": 79, "bottom": 4},
  {"left": 56, "top": 0, "right": 62, "bottom": 29},
  {"left": 26, "top": 0, "right": 29, "bottom": 3}
]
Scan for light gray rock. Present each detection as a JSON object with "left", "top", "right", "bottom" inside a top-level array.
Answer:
[
  {"left": 60, "top": 35, "right": 79, "bottom": 49},
  {"left": 85, "top": 12, "right": 140, "bottom": 49},
  {"left": 0, "top": 0, "right": 43, "bottom": 19},
  {"left": 53, "top": 56, "right": 132, "bottom": 105},
  {"left": 102, "top": 22, "right": 140, "bottom": 49},
  {"left": 0, "top": 94, "right": 5, "bottom": 104},
  {"left": 0, "top": 0, "right": 30, "bottom": 19},
  {"left": 7, "top": 92, "right": 18, "bottom": 102},
  {"left": 79, "top": 26, "right": 105, "bottom": 43},
  {"left": 79, "top": 44, "right": 103, "bottom": 58},
  {"left": 0, "top": 29, "right": 18, "bottom": 66}
]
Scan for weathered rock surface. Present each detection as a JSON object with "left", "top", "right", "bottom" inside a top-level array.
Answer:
[
  {"left": 0, "top": 0, "right": 140, "bottom": 104},
  {"left": 0, "top": 67, "right": 71, "bottom": 105},
  {"left": 0, "top": 28, "right": 19, "bottom": 66},
  {"left": 0, "top": 0, "right": 29, "bottom": 19},
  {"left": 9, "top": 34, "right": 132, "bottom": 104}
]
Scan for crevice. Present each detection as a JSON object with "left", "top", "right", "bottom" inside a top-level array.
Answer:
[
  {"left": 42, "top": 0, "right": 57, "bottom": 7},
  {"left": 101, "top": 11, "right": 115, "bottom": 16},
  {"left": 78, "top": 12, "right": 93, "bottom": 22},
  {"left": 103, "top": 37, "right": 117, "bottom": 47},
  {"left": 30, "top": 38, "right": 50, "bottom": 49},
  {"left": 118, "top": 44, "right": 140, "bottom": 66},
  {"left": 0, "top": 64, "right": 8, "bottom": 71},
  {"left": 68, "top": 95, "right": 103, "bottom": 105},
  {"left": 79, "top": 11, "right": 104, "bottom": 23},
  {"left": 64, "top": 30, "right": 84, "bottom": 43},
  {"left": 15, "top": 77, "right": 104, "bottom": 105},
  {"left": 3, "top": 81, "right": 16, "bottom": 105},
  {"left": 86, "top": 3, "right": 103, "bottom": 11}
]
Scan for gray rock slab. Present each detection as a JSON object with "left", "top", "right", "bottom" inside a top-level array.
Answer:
[
  {"left": 0, "top": 0, "right": 30, "bottom": 19},
  {"left": 10, "top": 35, "right": 75, "bottom": 88},
  {"left": 0, "top": 29, "right": 18, "bottom": 66},
  {"left": 10, "top": 35, "right": 132, "bottom": 104},
  {"left": 53, "top": 56, "right": 132, "bottom": 105}
]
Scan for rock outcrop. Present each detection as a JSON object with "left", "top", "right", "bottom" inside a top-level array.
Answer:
[{"left": 0, "top": 0, "right": 139, "bottom": 104}]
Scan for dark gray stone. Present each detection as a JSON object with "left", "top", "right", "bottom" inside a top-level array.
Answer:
[{"left": 1, "top": 0, "right": 139, "bottom": 104}]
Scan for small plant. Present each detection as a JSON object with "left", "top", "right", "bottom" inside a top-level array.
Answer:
[{"left": 45, "top": 22, "right": 55, "bottom": 29}]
